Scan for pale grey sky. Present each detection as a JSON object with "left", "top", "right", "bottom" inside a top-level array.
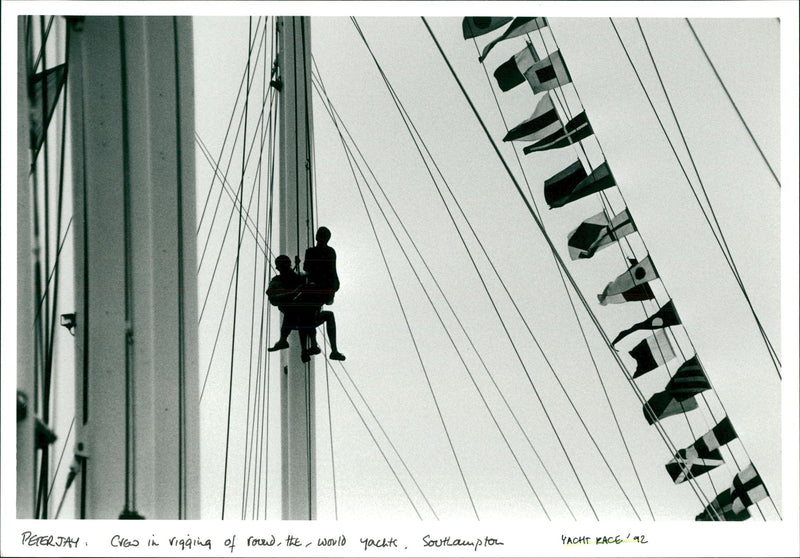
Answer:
[{"left": 192, "top": 12, "right": 786, "bottom": 522}]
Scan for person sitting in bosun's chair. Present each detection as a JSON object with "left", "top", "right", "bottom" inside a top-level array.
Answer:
[{"left": 266, "top": 254, "right": 345, "bottom": 362}]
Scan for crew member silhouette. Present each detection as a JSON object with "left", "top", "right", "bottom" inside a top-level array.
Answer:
[
  {"left": 303, "top": 226, "right": 340, "bottom": 305},
  {"left": 266, "top": 254, "right": 345, "bottom": 362}
]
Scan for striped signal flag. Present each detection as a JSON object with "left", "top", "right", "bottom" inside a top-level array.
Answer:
[
  {"left": 643, "top": 358, "right": 709, "bottom": 425},
  {"left": 666, "top": 356, "right": 710, "bottom": 401}
]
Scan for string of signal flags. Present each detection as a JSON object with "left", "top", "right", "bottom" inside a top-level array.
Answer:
[{"left": 462, "top": 16, "right": 771, "bottom": 521}]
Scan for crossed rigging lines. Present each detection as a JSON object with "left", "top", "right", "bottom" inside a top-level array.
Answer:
[
  {"left": 198, "top": 17, "right": 612, "bottom": 517},
  {"left": 23, "top": 13, "right": 780, "bottom": 524},
  {"left": 610, "top": 18, "right": 781, "bottom": 379},
  {"left": 487, "top": 18, "right": 734, "bottom": 515},
  {"left": 430, "top": 15, "right": 780, "bottom": 519},
  {"left": 608, "top": 18, "right": 781, "bottom": 519},
  {"left": 420, "top": 17, "right": 715, "bottom": 520},
  {"left": 195, "top": 17, "right": 780, "bottom": 521}
]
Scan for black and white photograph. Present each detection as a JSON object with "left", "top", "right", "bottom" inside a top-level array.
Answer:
[{"left": 2, "top": 1, "right": 798, "bottom": 556}]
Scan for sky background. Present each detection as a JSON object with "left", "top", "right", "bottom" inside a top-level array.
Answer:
[
  {"left": 191, "top": 11, "right": 785, "bottom": 522},
  {"left": 1, "top": 3, "right": 798, "bottom": 554}
]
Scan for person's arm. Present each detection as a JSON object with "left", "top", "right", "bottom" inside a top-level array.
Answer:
[{"left": 267, "top": 279, "right": 300, "bottom": 305}]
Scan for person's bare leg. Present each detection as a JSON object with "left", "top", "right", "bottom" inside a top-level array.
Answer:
[
  {"left": 318, "top": 310, "right": 345, "bottom": 360},
  {"left": 268, "top": 316, "right": 291, "bottom": 351}
]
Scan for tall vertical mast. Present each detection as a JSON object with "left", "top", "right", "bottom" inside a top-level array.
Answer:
[
  {"left": 277, "top": 16, "right": 317, "bottom": 520},
  {"left": 17, "top": 16, "right": 36, "bottom": 519},
  {"left": 68, "top": 16, "right": 200, "bottom": 519}
]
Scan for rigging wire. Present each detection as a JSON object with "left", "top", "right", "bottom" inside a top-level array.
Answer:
[
  {"left": 634, "top": 18, "right": 780, "bottom": 373},
  {"left": 43, "top": 22, "right": 70, "bottom": 430},
  {"left": 626, "top": 18, "right": 751, "bottom": 511},
  {"left": 173, "top": 16, "right": 191, "bottom": 517},
  {"left": 541, "top": 22, "right": 728, "bottom": 514},
  {"left": 197, "top": 92, "right": 276, "bottom": 323},
  {"left": 322, "top": 335, "right": 340, "bottom": 520},
  {"left": 686, "top": 19, "right": 780, "bottom": 189},
  {"left": 196, "top": 117, "right": 277, "bottom": 403},
  {"left": 30, "top": 18, "right": 48, "bottom": 517},
  {"left": 355, "top": 17, "right": 658, "bottom": 520},
  {"left": 198, "top": 240, "right": 251, "bottom": 401},
  {"left": 422, "top": 17, "right": 722, "bottom": 519},
  {"left": 118, "top": 16, "right": 141, "bottom": 518},
  {"left": 472, "top": 32, "right": 656, "bottom": 521},
  {"left": 251, "top": 17, "right": 275, "bottom": 519},
  {"left": 630, "top": 18, "right": 778, "bottom": 518},
  {"left": 45, "top": 416, "right": 75, "bottom": 508},
  {"left": 606, "top": 17, "right": 780, "bottom": 516},
  {"left": 196, "top": 17, "right": 265, "bottom": 235},
  {"left": 315, "top": 68, "right": 560, "bottom": 520},
  {"left": 330, "top": 361, "right": 440, "bottom": 519},
  {"left": 33, "top": 218, "right": 73, "bottom": 325},
  {"left": 313, "top": 59, "right": 577, "bottom": 520},
  {"left": 309, "top": 56, "right": 339, "bottom": 521},
  {"left": 195, "top": 134, "right": 270, "bottom": 251},
  {"left": 197, "top": 23, "right": 270, "bottom": 272},
  {"left": 636, "top": 19, "right": 781, "bottom": 375},
  {"left": 53, "top": 460, "right": 80, "bottom": 519},
  {"left": 316, "top": 76, "right": 575, "bottom": 519},
  {"left": 41, "top": 17, "right": 53, "bottom": 428},
  {"left": 241, "top": 27, "right": 272, "bottom": 518},
  {"left": 317, "top": 77, "right": 552, "bottom": 520},
  {"left": 221, "top": 17, "right": 253, "bottom": 520},
  {"left": 342, "top": 83, "right": 480, "bottom": 521},
  {"left": 313, "top": 80, "right": 441, "bottom": 520},
  {"left": 254, "top": 36, "right": 279, "bottom": 516},
  {"left": 301, "top": 20, "right": 316, "bottom": 244},
  {"left": 327, "top": 366, "right": 426, "bottom": 520},
  {"left": 33, "top": 15, "right": 67, "bottom": 519},
  {"left": 295, "top": 20, "right": 316, "bottom": 519},
  {"left": 30, "top": 16, "right": 55, "bottom": 76},
  {"left": 289, "top": 18, "right": 302, "bottom": 260},
  {"left": 40, "top": 22, "right": 72, "bottom": 519}
]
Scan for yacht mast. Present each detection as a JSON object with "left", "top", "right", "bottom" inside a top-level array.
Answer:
[
  {"left": 68, "top": 16, "right": 200, "bottom": 519},
  {"left": 277, "top": 15, "right": 317, "bottom": 521}
]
